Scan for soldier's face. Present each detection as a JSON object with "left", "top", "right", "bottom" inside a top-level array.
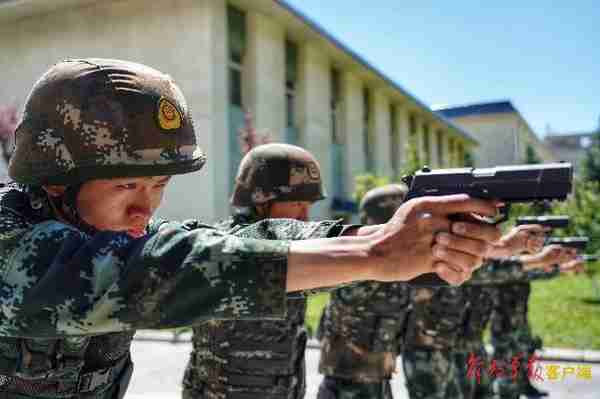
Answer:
[
  {"left": 268, "top": 201, "right": 312, "bottom": 221},
  {"left": 75, "top": 176, "right": 170, "bottom": 237}
]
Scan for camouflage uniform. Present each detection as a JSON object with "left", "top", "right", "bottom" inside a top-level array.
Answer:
[
  {"left": 453, "top": 286, "right": 496, "bottom": 399},
  {"left": 317, "top": 185, "right": 410, "bottom": 399},
  {"left": 403, "top": 258, "right": 549, "bottom": 399},
  {"left": 403, "top": 286, "right": 466, "bottom": 399},
  {"left": 490, "top": 268, "right": 560, "bottom": 399},
  {"left": 0, "top": 59, "right": 346, "bottom": 399},
  {"left": 183, "top": 144, "right": 328, "bottom": 399}
]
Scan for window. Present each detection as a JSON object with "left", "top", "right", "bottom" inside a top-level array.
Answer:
[
  {"left": 409, "top": 113, "right": 417, "bottom": 137},
  {"left": 227, "top": 6, "right": 246, "bottom": 190},
  {"left": 331, "top": 68, "right": 341, "bottom": 144},
  {"left": 390, "top": 105, "right": 399, "bottom": 175},
  {"left": 330, "top": 68, "right": 344, "bottom": 197},
  {"left": 363, "top": 87, "right": 374, "bottom": 171},
  {"left": 456, "top": 142, "right": 465, "bottom": 166},
  {"left": 436, "top": 130, "right": 444, "bottom": 166},
  {"left": 285, "top": 40, "right": 298, "bottom": 129},
  {"left": 422, "top": 123, "right": 430, "bottom": 165},
  {"left": 227, "top": 6, "right": 245, "bottom": 107}
]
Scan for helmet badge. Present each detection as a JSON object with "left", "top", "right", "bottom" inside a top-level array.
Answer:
[{"left": 157, "top": 98, "right": 182, "bottom": 131}]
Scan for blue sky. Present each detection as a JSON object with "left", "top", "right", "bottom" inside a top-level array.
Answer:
[{"left": 284, "top": 0, "right": 599, "bottom": 137}]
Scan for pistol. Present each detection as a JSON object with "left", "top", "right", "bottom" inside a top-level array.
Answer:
[
  {"left": 402, "top": 162, "right": 573, "bottom": 287},
  {"left": 546, "top": 237, "right": 589, "bottom": 251},
  {"left": 515, "top": 216, "right": 570, "bottom": 229}
]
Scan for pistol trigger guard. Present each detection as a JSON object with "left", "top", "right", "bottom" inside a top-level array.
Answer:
[{"left": 493, "top": 204, "right": 510, "bottom": 225}]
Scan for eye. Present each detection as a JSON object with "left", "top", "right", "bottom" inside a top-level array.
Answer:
[{"left": 117, "top": 183, "right": 137, "bottom": 190}]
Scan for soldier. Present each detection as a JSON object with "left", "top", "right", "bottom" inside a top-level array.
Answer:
[
  {"left": 317, "top": 184, "right": 412, "bottom": 399},
  {"left": 490, "top": 249, "right": 581, "bottom": 399},
  {"left": 0, "top": 58, "right": 501, "bottom": 399},
  {"left": 402, "top": 225, "right": 551, "bottom": 399},
  {"left": 453, "top": 245, "right": 577, "bottom": 399},
  {"left": 182, "top": 143, "right": 327, "bottom": 399}
]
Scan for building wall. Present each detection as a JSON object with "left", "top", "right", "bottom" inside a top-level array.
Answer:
[
  {"left": 0, "top": 0, "right": 475, "bottom": 221},
  {"left": 447, "top": 113, "right": 554, "bottom": 166},
  {"left": 545, "top": 132, "right": 595, "bottom": 175},
  {"left": 0, "top": 0, "right": 230, "bottom": 222}
]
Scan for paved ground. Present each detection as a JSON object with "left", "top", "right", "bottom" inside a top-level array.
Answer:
[{"left": 127, "top": 339, "right": 600, "bottom": 399}]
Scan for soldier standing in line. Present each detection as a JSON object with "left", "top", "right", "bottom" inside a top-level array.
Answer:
[
  {"left": 0, "top": 58, "right": 502, "bottom": 399},
  {"left": 453, "top": 246, "right": 578, "bottom": 399},
  {"left": 489, "top": 254, "right": 583, "bottom": 399},
  {"left": 182, "top": 143, "right": 329, "bottom": 399},
  {"left": 402, "top": 225, "right": 553, "bottom": 399},
  {"left": 316, "top": 184, "right": 412, "bottom": 399}
]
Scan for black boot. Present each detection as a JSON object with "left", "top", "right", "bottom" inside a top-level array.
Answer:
[{"left": 522, "top": 380, "right": 549, "bottom": 397}]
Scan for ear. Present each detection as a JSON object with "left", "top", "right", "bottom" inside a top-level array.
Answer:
[{"left": 42, "top": 185, "right": 67, "bottom": 197}]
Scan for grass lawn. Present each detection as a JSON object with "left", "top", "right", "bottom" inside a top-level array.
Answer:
[
  {"left": 305, "top": 293, "right": 330, "bottom": 338},
  {"left": 529, "top": 274, "right": 600, "bottom": 350},
  {"left": 305, "top": 274, "right": 600, "bottom": 350}
]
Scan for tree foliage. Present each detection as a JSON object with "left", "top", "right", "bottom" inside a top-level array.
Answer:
[
  {"left": 525, "top": 143, "right": 541, "bottom": 164},
  {"left": 398, "top": 136, "right": 422, "bottom": 178},
  {"left": 0, "top": 104, "right": 18, "bottom": 165},
  {"left": 238, "top": 110, "right": 271, "bottom": 155},
  {"left": 463, "top": 150, "right": 475, "bottom": 167},
  {"left": 581, "top": 120, "right": 600, "bottom": 182},
  {"left": 353, "top": 174, "right": 391, "bottom": 204}
]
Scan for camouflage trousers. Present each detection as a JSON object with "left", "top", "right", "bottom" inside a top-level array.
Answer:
[
  {"left": 317, "top": 376, "right": 393, "bottom": 399},
  {"left": 491, "top": 282, "right": 541, "bottom": 398},
  {"left": 453, "top": 346, "right": 495, "bottom": 399},
  {"left": 491, "top": 329, "right": 541, "bottom": 399},
  {"left": 402, "top": 348, "right": 457, "bottom": 399}
]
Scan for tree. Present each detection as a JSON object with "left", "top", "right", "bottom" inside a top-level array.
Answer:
[
  {"left": 464, "top": 151, "right": 475, "bottom": 167},
  {"left": 398, "top": 136, "right": 422, "bottom": 178},
  {"left": 237, "top": 110, "right": 271, "bottom": 155},
  {"left": 353, "top": 174, "right": 391, "bottom": 204},
  {"left": 581, "top": 116, "right": 600, "bottom": 182},
  {"left": 0, "top": 104, "right": 18, "bottom": 165},
  {"left": 525, "top": 143, "right": 541, "bottom": 164}
]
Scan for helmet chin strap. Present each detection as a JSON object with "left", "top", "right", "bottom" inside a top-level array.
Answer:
[{"left": 48, "top": 183, "right": 98, "bottom": 236}]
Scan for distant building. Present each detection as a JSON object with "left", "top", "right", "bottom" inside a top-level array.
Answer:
[
  {"left": 0, "top": 0, "right": 476, "bottom": 221},
  {"left": 435, "top": 100, "right": 556, "bottom": 167},
  {"left": 544, "top": 131, "right": 596, "bottom": 175}
]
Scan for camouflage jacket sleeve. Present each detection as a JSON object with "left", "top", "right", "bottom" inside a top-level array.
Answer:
[
  {"left": 526, "top": 265, "right": 561, "bottom": 281},
  {"left": 0, "top": 208, "right": 289, "bottom": 338},
  {"left": 468, "top": 258, "right": 560, "bottom": 285},
  {"left": 229, "top": 218, "right": 352, "bottom": 296},
  {"left": 467, "top": 258, "right": 529, "bottom": 285}
]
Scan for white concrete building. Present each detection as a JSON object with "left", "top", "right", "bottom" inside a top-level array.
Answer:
[
  {"left": 544, "top": 131, "right": 597, "bottom": 176},
  {"left": 0, "top": 0, "right": 476, "bottom": 221},
  {"left": 435, "top": 100, "right": 557, "bottom": 167}
]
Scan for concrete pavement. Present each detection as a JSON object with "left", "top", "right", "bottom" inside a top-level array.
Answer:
[{"left": 127, "top": 333, "right": 600, "bottom": 399}]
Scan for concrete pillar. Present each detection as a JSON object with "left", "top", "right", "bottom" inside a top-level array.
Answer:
[
  {"left": 340, "top": 71, "right": 365, "bottom": 198},
  {"left": 373, "top": 89, "right": 392, "bottom": 177},
  {"left": 244, "top": 11, "right": 286, "bottom": 142},
  {"left": 159, "top": 0, "right": 229, "bottom": 222},
  {"left": 297, "top": 42, "right": 332, "bottom": 219},
  {"left": 208, "top": 0, "right": 230, "bottom": 220}
]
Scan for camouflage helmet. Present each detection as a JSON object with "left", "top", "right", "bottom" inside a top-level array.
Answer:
[
  {"left": 231, "top": 143, "right": 326, "bottom": 207},
  {"left": 359, "top": 183, "right": 408, "bottom": 224},
  {"left": 9, "top": 58, "right": 205, "bottom": 185}
]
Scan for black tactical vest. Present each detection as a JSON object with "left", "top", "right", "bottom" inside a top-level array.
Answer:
[{"left": 0, "top": 332, "right": 134, "bottom": 399}]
